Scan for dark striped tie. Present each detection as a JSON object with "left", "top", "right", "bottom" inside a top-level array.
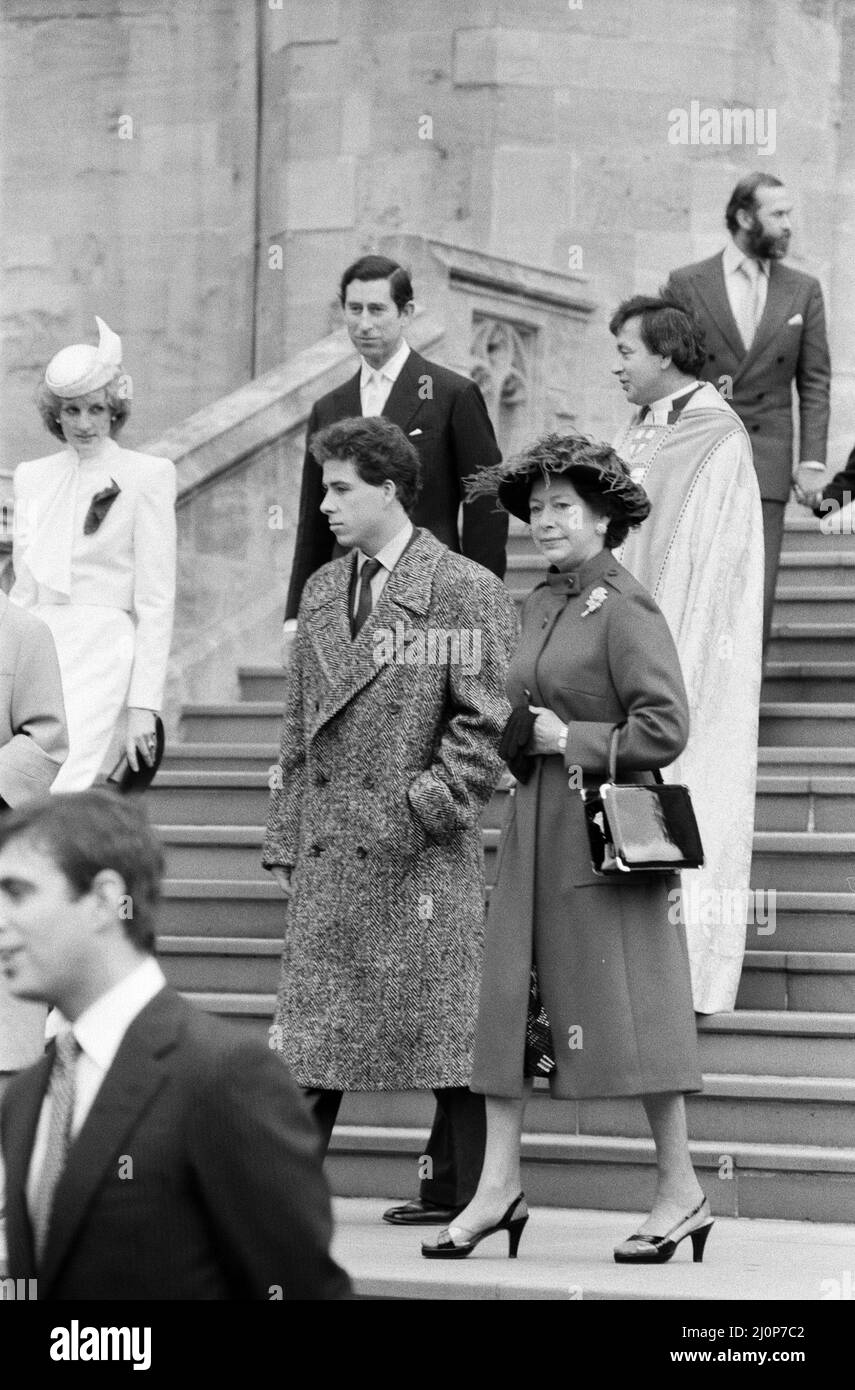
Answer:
[{"left": 352, "top": 557, "right": 382, "bottom": 637}]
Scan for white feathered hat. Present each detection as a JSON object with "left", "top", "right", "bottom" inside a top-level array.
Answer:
[{"left": 44, "top": 316, "right": 127, "bottom": 399}]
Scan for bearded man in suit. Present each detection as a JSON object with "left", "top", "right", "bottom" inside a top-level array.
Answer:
[
  {"left": 284, "top": 254, "right": 507, "bottom": 630},
  {"left": 666, "top": 172, "right": 831, "bottom": 650},
  {"left": 0, "top": 791, "right": 350, "bottom": 1300}
]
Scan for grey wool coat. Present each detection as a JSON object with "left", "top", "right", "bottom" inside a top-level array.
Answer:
[
  {"left": 471, "top": 548, "right": 703, "bottom": 1101},
  {"left": 263, "top": 527, "right": 518, "bottom": 1091}
]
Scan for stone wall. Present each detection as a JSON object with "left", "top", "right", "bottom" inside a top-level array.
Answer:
[
  {"left": 255, "top": 0, "right": 853, "bottom": 457},
  {"left": 1, "top": 0, "right": 259, "bottom": 471}
]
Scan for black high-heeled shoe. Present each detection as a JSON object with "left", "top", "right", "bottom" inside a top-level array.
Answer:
[
  {"left": 613, "top": 1195, "right": 713, "bottom": 1264},
  {"left": 421, "top": 1193, "right": 529, "bottom": 1260}
]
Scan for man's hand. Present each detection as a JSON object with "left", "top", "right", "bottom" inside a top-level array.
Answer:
[
  {"left": 528, "top": 706, "right": 567, "bottom": 756},
  {"left": 270, "top": 867, "right": 293, "bottom": 897},
  {"left": 792, "top": 480, "right": 824, "bottom": 510}
]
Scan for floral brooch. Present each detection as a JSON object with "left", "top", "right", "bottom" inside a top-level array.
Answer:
[{"left": 581, "top": 586, "right": 608, "bottom": 618}]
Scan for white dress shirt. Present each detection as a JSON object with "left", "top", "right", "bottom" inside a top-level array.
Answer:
[
  {"left": 359, "top": 339, "right": 411, "bottom": 416},
  {"left": 722, "top": 238, "right": 769, "bottom": 350},
  {"left": 26, "top": 956, "right": 167, "bottom": 1214},
  {"left": 352, "top": 519, "right": 414, "bottom": 621},
  {"left": 640, "top": 381, "right": 703, "bottom": 426}
]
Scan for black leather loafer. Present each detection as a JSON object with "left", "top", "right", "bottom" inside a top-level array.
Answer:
[{"left": 382, "top": 1199, "right": 462, "bottom": 1226}]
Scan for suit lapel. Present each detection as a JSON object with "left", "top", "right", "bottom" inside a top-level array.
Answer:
[
  {"left": 3, "top": 1050, "right": 52, "bottom": 1279},
  {"left": 382, "top": 351, "right": 426, "bottom": 436},
  {"left": 333, "top": 370, "right": 361, "bottom": 419},
  {"left": 303, "top": 529, "right": 441, "bottom": 739},
  {"left": 37, "top": 987, "right": 181, "bottom": 1293},
  {"left": 740, "top": 260, "right": 799, "bottom": 369},
  {"left": 694, "top": 253, "right": 746, "bottom": 364}
]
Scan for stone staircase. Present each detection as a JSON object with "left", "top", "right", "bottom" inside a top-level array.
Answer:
[{"left": 154, "top": 515, "right": 855, "bottom": 1224}]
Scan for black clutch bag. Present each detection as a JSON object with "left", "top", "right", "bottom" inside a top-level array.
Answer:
[
  {"left": 581, "top": 726, "right": 704, "bottom": 875},
  {"left": 106, "top": 716, "right": 165, "bottom": 794}
]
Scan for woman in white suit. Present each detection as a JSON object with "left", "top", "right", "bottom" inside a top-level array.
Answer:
[{"left": 11, "top": 317, "right": 176, "bottom": 791}]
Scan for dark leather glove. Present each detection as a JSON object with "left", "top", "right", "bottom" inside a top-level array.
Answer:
[{"left": 499, "top": 705, "right": 537, "bottom": 783}]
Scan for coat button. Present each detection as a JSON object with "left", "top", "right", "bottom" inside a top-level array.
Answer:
[
  {"left": 751, "top": 424, "right": 759, "bottom": 433},
  {"left": 708, "top": 353, "right": 716, "bottom": 361},
  {"left": 756, "top": 392, "right": 764, "bottom": 401},
  {"left": 355, "top": 846, "right": 368, "bottom": 860},
  {"left": 308, "top": 843, "right": 322, "bottom": 857},
  {"left": 777, "top": 355, "right": 785, "bottom": 363},
  {"left": 362, "top": 774, "right": 376, "bottom": 790},
  {"left": 314, "top": 771, "right": 328, "bottom": 786}
]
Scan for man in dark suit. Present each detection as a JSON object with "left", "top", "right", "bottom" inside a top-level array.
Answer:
[
  {"left": 0, "top": 791, "right": 350, "bottom": 1299},
  {"left": 798, "top": 442, "right": 855, "bottom": 525},
  {"left": 666, "top": 172, "right": 831, "bottom": 649},
  {"left": 284, "top": 254, "right": 507, "bottom": 624}
]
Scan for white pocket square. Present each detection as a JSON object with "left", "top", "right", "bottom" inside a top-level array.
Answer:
[
  {"left": 409, "top": 428, "right": 423, "bottom": 436},
  {"left": 788, "top": 313, "right": 804, "bottom": 326}
]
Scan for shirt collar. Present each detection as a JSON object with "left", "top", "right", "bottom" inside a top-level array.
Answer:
[
  {"left": 358, "top": 519, "right": 414, "bottom": 575},
  {"left": 359, "top": 338, "right": 411, "bottom": 386},
  {"left": 65, "top": 956, "right": 167, "bottom": 1072},
  {"left": 723, "top": 238, "right": 769, "bottom": 279},
  {"left": 642, "top": 380, "right": 702, "bottom": 422}
]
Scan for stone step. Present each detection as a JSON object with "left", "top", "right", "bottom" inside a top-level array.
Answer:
[
  {"left": 696, "top": 1010, "right": 855, "bottom": 1079},
  {"left": 335, "top": 1073, "right": 855, "bottom": 1150},
  {"left": 781, "top": 516, "right": 855, "bottom": 553},
  {"left": 762, "top": 662, "right": 855, "bottom": 702},
  {"left": 325, "top": 1129, "right": 855, "bottom": 1224},
  {"left": 180, "top": 703, "right": 284, "bottom": 743},
  {"left": 188, "top": 992, "right": 855, "bottom": 1079},
  {"left": 754, "top": 774, "right": 855, "bottom": 831},
  {"left": 770, "top": 588, "right": 855, "bottom": 623},
  {"left": 161, "top": 935, "right": 280, "bottom": 993},
  {"left": 767, "top": 623, "right": 855, "bottom": 661},
  {"left": 150, "top": 768, "right": 855, "bottom": 832},
  {"left": 758, "top": 703, "right": 855, "bottom": 747},
  {"left": 736, "top": 951, "right": 855, "bottom": 1013},
  {"left": 179, "top": 699, "right": 855, "bottom": 746},
  {"left": 160, "top": 879, "right": 285, "bottom": 936},
  {"left": 747, "top": 893, "right": 855, "bottom": 954},
  {"left": 163, "top": 742, "right": 277, "bottom": 772},
  {"left": 750, "top": 831, "right": 855, "bottom": 893},
  {"left": 758, "top": 746, "right": 855, "bottom": 774},
  {"left": 160, "top": 825, "right": 855, "bottom": 891},
  {"left": 778, "top": 552, "right": 855, "bottom": 586},
  {"left": 161, "top": 930, "right": 855, "bottom": 1014},
  {"left": 158, "top": 879, "right": 853, "bottom": 959},
  {"left": 147, "top": 771, "right": 513, "bottom": 829}
]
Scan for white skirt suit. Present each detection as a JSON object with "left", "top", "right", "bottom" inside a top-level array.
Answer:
[{"left": 10, "top": 436, "right": 177, "bottom": 791}]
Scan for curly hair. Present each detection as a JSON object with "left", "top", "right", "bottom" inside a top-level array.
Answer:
[
  {"left": 309, "top": 415, "right": 422, "bottom": 513},
  {"left": 466, "top": 433, "right": 650, "bottom": 549},
  {"left": 36, "top": 375, "right": 131, "bottom": 443}
]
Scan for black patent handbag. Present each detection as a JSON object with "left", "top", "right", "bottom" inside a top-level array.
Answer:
[{"left": 581, "top": 726, "right": 705, "bottom": 875}]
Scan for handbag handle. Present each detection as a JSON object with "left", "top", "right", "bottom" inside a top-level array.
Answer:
[{"left": 608, "top": 724, "right": 663, "bottom": 785}]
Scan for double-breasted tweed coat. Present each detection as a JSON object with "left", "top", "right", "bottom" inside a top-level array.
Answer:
[
  {"left": 263, "top": 528, "right": 518, "bottom": 1091},
  {"left": 470, "top": 547, "right": 703, "bottom": 1101}
]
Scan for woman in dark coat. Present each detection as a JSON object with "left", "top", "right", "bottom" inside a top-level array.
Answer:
[{"left": 423, "top": 434, "right": 710, "bottom": 1266}]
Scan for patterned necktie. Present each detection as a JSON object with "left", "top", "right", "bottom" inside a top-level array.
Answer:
[
  {"left": 352, "top": 557, "right": 382, "bottom": 637},
  {"left": 32, "top": 1031, "right": 81, "bottom": 1263},
  {"left": 737, "top": 260, "right": 763, "bottom": 350}
]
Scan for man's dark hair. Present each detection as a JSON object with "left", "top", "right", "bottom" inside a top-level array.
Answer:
[
  {"left": 724, "top": 172, "right": 784, "bottom": 235},
  {"left": 0, "top": 791, "right": 164, "bottom": 953},
  {"left": 609, "top": 293, "right": 707, "bottom": 378},
  {"left": 339, "top": 255, "right": 414, "bottom": 312},
  {"left": 310, "top": 415, "right": 422, "bottom": 513}
]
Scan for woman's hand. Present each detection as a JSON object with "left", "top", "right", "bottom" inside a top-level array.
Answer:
[
  {"left": 126, "top": 706, "right": 157, "bottom": 771},
  {"left": 528, "top": 706, "right": 568, "bottom": 756}
]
